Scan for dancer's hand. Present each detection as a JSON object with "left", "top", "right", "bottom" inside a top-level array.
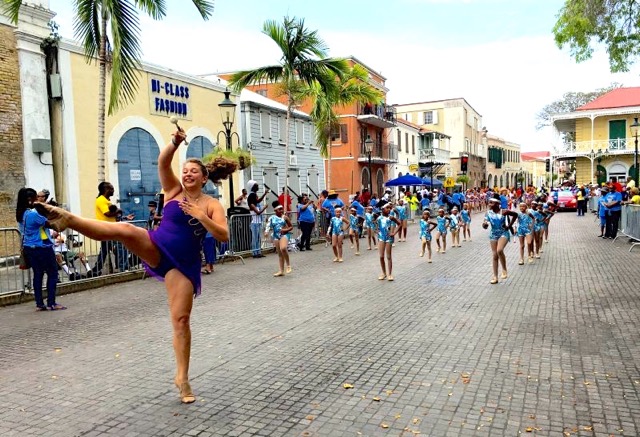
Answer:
[
  {"left": 179, "top": 199, "right": 207, "bottom": 220},
  {"left": 172, "top": 130, "right": 187, "bottom": 147}
]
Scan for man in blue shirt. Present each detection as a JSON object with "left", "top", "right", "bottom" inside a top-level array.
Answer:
[
  {"left": 297, "top": 193, "right": 316, "bottom": 251},
  {"left": 322, "top": 190, "right": 345, "bottom": 219},
  {"left": 604, "top": 184, "right": 623, "bottom": 238},
  {"left": 597, "top": 187, "right": 609, "bottom": 237}
]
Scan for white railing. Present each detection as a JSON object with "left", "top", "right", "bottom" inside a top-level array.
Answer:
[
  {"left": 556, "top": 138, "right": 635, "bottom": 155},
  {"left": 419, "top": 148, "right": 450, "bottom": 164}
]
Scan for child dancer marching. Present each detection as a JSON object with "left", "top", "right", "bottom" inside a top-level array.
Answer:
[
  {"left": 434, "top": 208, "right": 450, "bottom": 254},
  {"left": 531, "top": 201, "right": 545, "bottom": 259},
  {"left": 395, "top": 199, "right": 408, "bottom": 242},
  {"left": 449, "top": 208, "right": 461, "bottom": 248},
  {"left": 482, "top": 198, "right": 518, "bottom": 284},
  {"left": 364, "top": 206, "right": 377, "bottom": 250},
  {"left": 460, "top": 203, "right": 472, "bottom": 242},
  {"left": 266, "top": 202, "right": 293, "bottom": 276},
  {"left": 348, "top": 207, "right": 361, "bottom": 255},
  {"left": 376, "top": 202, "right": 401, "bottom": 280},
  {"left": 328, "top": 207, "right": 349, "bottom": 262},
  {"left": 516, "top": 202, "right": 535, "bottom": 265},
  {"left": 419, "top": 209, "right": 437, "bottom": 263}
]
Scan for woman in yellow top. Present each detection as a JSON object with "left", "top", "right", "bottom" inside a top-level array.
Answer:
[
  {"left": 624, "top": 187, "right": 640, "bottom": 205},
  {"left": 575, "top": 185, "right": 586, "bottom": 216},
  {"left": 406, "top": 192, "right": 420, "bottom": 220}
]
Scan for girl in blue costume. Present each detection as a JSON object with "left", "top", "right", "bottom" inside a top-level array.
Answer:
[
  {"left": 419, "top": 209, "right": 437, "bottom": 263},
  {"left": 266, "top": 201, "right": 293, "bottom": 276},
  {"left": 34, "top": 128, "right": 236, "bottom": 404},
  {"left": 460, "top": 203, "right": 472, "bottom": 242},
  {"left": 516, "top": 202, "right": 535, "bottom": 265},
  {"left": 449, "top": 208, "right": 461, "bottom": 248},
  {"left": 364, "top": 206, "right": 377, "bottom": 250},
  {"left": 327, "top": 207, "right": 349, "bottom": 262},
  {"left": 482, "top": 198, "right": 518, "bottom": 284},
  {"left": 530, "top": 201, "right": 546, "bottom": 259},
  {"left": 376, "top": 202, "right": 401, "bottom": 281},
  {"left": 434, "top": 208, "right": 450, "bottom": 254},
  {"left": 395, "top": 199, "right": 408, "bottom": 242},
  {"left": 348, "top": 207, "right": 361, "bottom": 255}
]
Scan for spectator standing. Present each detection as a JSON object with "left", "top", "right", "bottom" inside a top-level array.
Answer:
[
  {"left": 235, "top": 189, "right": 249, "bottom": 209},
  {"left": 297, "top": 193, "right": 316, "bottom": 251},
  {"left": 16, "top": 188, "right": 65, "bottom": 311},
  {"left": 278, "top": 188, "right": 292, "bottom": 212},
  {"left": 603, "top": 183, "right": 622, "bottom": 238},
  {"left": 91, "top": 182, "right": 120, "bottom": 276},
  {"left": 247, "top": 180, "right": 269, "bottom": 258},
  {"left": 361, "top": 188, "right": 371, "bottom": 206}
]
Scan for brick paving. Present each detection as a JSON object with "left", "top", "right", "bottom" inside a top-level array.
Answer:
[{"left": 0, "top": 210, "right": 639, "bottom": 436}]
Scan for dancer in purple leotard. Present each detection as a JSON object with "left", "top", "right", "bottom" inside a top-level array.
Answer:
[{"left": 34, "top": 129, "right": 237, "bottom": 404}]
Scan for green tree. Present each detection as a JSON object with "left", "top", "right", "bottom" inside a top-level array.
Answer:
[
  {"left": 228, "top": 16, "right": 349, "bottom": 212},
  {"left": 3, "top": 0, "right": 214, "bottom": 182},
  {"left": 535, "top": 83, "right": 622, "bottom": 132},
  {"left": 553, "top": 0, "right": 640, "bottom": 72},
  {"left": 298, "top": 64, "right": 382, "bottom": 191}
]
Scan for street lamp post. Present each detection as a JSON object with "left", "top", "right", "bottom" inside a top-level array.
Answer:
[
  {"left": 630, "top": 117, "right": 640, "bottom": 187},
  {"left": 217, "top": 88, "right": 239, "bottom": 208},
  {"left": 364, "top": 135, "right": 374, "bottom": 194}
]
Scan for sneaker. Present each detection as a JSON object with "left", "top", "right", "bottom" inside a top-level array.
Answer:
[
  {"left": 305, "top": 247, "right": 312, "bottom": 251},
  {"left": 419, "top": 252, "right": 424, "bottom": 257},
  {"left": 387, "top": 275, "right": 394, "bottom": 281}
]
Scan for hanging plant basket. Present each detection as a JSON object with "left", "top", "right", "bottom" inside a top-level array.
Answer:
[{"left": 204, "top": 148, "right": 256, "bottom": 170}]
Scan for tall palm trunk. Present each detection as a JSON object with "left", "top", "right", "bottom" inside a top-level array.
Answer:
[
  {"left": 326, "top": 124, "right": 332, "bottom": 190},
  {"left": 97, "top": 11, "right": 108, "bottom": 183},
  {"left": 283, "top": 92, "right": 293, "bottom": 213}
]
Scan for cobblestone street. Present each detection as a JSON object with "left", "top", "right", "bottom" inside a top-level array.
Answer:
[{"left": 1, "top": 211, "right": 639, "bottom": 436}]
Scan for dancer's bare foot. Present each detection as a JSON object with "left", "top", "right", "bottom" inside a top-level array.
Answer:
[{"left": 33, "top": 202, "right": 70, "bottom": 232}]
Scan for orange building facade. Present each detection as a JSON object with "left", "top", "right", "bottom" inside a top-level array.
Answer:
[{"left": 221, "top": 57, "right": 397, "bottom": 202}]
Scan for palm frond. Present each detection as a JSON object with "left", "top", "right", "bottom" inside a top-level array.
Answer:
[
  {"left": 73, "top": 0, "right": 101, "bottom": 61},
  {"left": 1, "top": 0, "right": 23, "bottom": 24},
  {"left": 133, "top": 0, "right": 166, "bottom": 19},
  {"left": 106, "top": 0, "right": 143, "bottom": 114},
  {"left": 228, "top": 65, "right": 284, "bottom": 93},
  {"left": 188, "top": 0, "right": 214, "bottom": 20}
]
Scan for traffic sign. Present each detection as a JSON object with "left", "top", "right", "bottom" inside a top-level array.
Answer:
[
  {"left": 408, "top": 164, "right": 419, "bottom": 172},
  {"left": 444, "top": 177, "right": 455, "bottom": 188}
]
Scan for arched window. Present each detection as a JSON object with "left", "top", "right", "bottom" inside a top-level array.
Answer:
[
  {"left": 376, "top": 169, "right": 385, "bottom": 197},
  {"left": 361, "top": 167, "right": 371, "bottom": 191},
  {"left": 488, "top": 174, "right": 493, "bottom": 188},
  {"left": 187, "top": 136, "right": 218, "bottom": 197}
]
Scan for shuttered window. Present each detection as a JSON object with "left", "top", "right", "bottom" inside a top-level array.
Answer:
[
  {"left": 260, "top": 112, "right": 270, "bottom": 140},
  {"left": 340, "top": 124, "right": 348, "bottom": 143}
]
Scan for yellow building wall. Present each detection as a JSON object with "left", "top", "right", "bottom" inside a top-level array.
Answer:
[
  {"left": 69, "top": 52, "right": 237, "bottom": 218},
  {"left": 575, "top": 116, "right": 638, "bottom": 143}
]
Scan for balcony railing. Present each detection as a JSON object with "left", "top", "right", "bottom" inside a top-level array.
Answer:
[
  {"left": 556, "top": 138, "right": 636, "bottom": 156},
  {"left": 358, "top": 140, "right": 398, "bottom": 163},
  {"left": 357, "top": 104, "right": 397, "bottom": 128},
  {"left": 418, "top": 148, "right": 450, "bottom": 164}
]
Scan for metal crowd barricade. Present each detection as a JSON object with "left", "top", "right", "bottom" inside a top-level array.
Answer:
[
  {"left": 0, "top": 228, "right": 31, "bottom": 299},
  {"left": 622, "top": 204, "right": 640, "bottom": 252}
]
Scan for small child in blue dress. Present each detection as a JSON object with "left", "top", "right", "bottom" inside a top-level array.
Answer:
[
  {"left": 364, "top": 206, "right": 377, "bottom": 250},
  {"left": 348, "top": 207, "right": 361, "bottom": 255},
  {"left": 482, "top": 198, "right": 518, "bottom": 284},
  {"left": 266, "top": 201, "right": 293, "bottom": 276},
  {"left": 327, "top": 207, "right": 349, "bottom": 262},
  {"left": 460, "top": 203, "right": 472, "bottom": 242},
  {"left": 419, "top": 209, "right": 437, "bottom": 263},
  {"left": 376, "top": 202, "right": 401, "bottom": 281},
  {"left": 434, "top": 208, "right": 450, "bottom": 254},
  {"left": 516, "top": 202, "right": 535, "bottom": 265},
  {"left": 449, "top": 208, "right": 461, "bottom": 248}
]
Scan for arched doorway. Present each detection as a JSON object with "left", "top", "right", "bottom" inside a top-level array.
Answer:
[
  {"left": 376, "top": 169, "right": 385, "bottom": 197},
  {"left": 117, "top": 128, "right": 160, "bottom": 221},
  {"left": 629, "top": 164, "right": 638, "bottom": 183},
  {"left": 596, "top": 164, "right": 607, "bottom": 185},
  {"left": 361, "top": 167, "right": 371, "bottom": 192},
  {"left": 187, "top": 136, "right": 219, "bottom": 198},
  {"left": 608, "top": 163, "right": 627, "bottom": 182},
  {"left": 499, "top": 175, "right": 504, "bottom": 187},
  {"left": 488, "top": 174, "right": 493, "bottom": 188}
]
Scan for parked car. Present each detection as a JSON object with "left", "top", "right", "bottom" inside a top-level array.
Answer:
[{"left": 554, "top": 189, "right": 577, "bottom": 211}]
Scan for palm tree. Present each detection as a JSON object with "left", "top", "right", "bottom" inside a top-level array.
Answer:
[
  {"left": 3, "top": 0, "right": 214, "bottom": 183},
  {"left": 298, "top": 64, "right": 383, "bottom": 191},
  {"left": 228, "top": 16, "right": 348, "bottom": 212}
]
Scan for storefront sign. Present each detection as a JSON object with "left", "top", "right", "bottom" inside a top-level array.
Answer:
[
  {"left": 130, "top": 169, "right": 142, "bottom": 181},
  {"left": 149, "top": 75, "right": 191, "bottom": 120}
]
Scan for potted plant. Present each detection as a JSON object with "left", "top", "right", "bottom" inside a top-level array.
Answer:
[{"left": 204, "top": 148, "right": 256, "bottom": 170}]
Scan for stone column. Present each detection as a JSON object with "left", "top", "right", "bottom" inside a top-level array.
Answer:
[{"left": 14, "top": 2, "right": 56, "bottom": 195}]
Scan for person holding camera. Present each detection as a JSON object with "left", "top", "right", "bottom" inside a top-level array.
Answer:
[{"left": 297, "top": 193, "right": 316, "bottom": 251}]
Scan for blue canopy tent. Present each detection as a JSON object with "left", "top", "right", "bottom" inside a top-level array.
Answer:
[
  {"left": 421, "top": 177, "right": 443, "bottom": 188},
  {"left": 384, "top": 174, "right": 425, "bottom": 187}
]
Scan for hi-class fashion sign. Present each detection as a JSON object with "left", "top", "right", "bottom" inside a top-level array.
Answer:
[{"left": 149, "top": 75, "right": 191, "bottom": 120}]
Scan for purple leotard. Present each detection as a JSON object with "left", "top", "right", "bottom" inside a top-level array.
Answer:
[{"left": 144, "top": 201, "right": 206, "bottom": 296}]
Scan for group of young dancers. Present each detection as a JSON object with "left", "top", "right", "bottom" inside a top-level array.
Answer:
[{"left": 312, "top": 189, "right": 557, "bottom": 285}]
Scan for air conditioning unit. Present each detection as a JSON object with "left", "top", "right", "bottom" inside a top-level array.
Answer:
[{"left": 289, "top": 155, "right": 298, "bottom": 166}]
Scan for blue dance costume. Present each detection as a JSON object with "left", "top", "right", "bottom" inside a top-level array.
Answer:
[
  {"left": 532, "top": 210, "right": 545, "bottom": 233},
  {"left": 419, "top": 219, "right": 432, "bottom": 242},
  {"left": 485, "top": 210, "right": 510, "bottom": 241},
  {"left": 377, "top": 216, "right": 394, "bottom": 243},
  {"left": 449, "top": 214, "right": 459, "bottom": 232},
  {"left": 145, "top": 201, "right": 206, "bottom": 296},
  {"left": 436, "top": 216, "right": 448, "bottom": 235},
  {"left": 364, "top": 212, "right": 375, "bottom": 230},
  {"left": 460, "top": 209, "right": 471, "bottom": 224},
  {"left": 516, "top": 211, "right": 533, "bottom": 237},
  {"left": 330, "top": 216, "right": 345, "bottom": 236},
  {"left": 395, "top": 205, "right": 407, "bottom": 221},
  {"left": 349, "top": 215, "right": 359, "bottom": 232},
  {"left": 268, "top": 214, "right": 287, "bottom": 240}
]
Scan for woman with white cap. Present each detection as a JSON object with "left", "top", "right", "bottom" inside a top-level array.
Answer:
[{"left": 482, "top": 197, "right": 518, "bottom": 284}]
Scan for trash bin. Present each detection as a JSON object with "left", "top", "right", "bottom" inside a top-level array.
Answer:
[{"left": 227, "top": 207, "right": 251, "bottom": 253}]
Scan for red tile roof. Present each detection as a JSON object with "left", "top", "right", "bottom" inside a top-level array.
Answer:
[
  {"left": 577, "top": 87, "right": 640, "bottom": 111},
  {"left": 521, "top": 151, "right": 550, "bottom": 161}
]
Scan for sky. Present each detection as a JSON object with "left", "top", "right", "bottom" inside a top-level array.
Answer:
[{"left": 48, "top": 0, "right": 640, "bottom": 152}]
